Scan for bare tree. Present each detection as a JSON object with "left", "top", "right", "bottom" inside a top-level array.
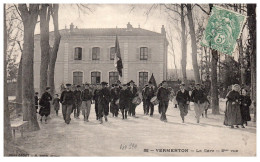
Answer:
[
  {"left": 186, "top": 4, "right": 200, "bottom": 83},
  {"left": 180, "top": 4, "right": 188, "bottom": 85},
  {"left": 247, "top": 4, "right": 256, "bottom": 122},
  {"left": 40, "top": 4, "right": 51, "bottom": 95},
  {"left": 4, "top": 4, "right": 13, "bottom": 155},
  {"left": 48, "top": 4, "right": 61, "bottom": 96},
  {"left": 18, "top": 4, "right": 40, "bottom": 130}
]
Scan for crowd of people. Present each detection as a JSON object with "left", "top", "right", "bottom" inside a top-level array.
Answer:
[{"left": 34, "top": 80, "right": 252, "bottom": 129}]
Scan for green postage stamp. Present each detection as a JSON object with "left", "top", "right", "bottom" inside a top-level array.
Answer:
[{"left": 201, "top": 6, "right": 246, "bottom": 56}]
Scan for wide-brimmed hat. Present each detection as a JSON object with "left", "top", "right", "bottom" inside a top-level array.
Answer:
[{"left": 101, "top": 81, "right": 108, "bottom": 85}]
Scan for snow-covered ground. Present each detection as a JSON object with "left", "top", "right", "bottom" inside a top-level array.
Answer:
[{"left": 14, "top": 100, "right": 256, "bottom": 156}]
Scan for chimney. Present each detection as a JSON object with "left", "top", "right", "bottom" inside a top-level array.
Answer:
[
  {"left": 161, "top": 25, "right": 166, "bottom": 35},
  {"left": 127, "top": 22, "right": 133, "bottom": 30},
  {"left": 70, "top": 23, "right": 74, "bottom": 32}
]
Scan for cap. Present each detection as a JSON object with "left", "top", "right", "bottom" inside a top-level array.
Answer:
[
  {"left": 66, "top": 83, "right": 72, "bottom": 87},
  {"left": 76, "top": 85, "right": 81, "bottom": 88},
  {"left": 114, "top": 83, "right": 118, "bottom": 86},
  {"left": 35, "top": 92, "right": 39, "bottom": 95},
  {"left": 46, "top": 87, "right": 50, "bottom": 90},
  {"left": 161, "top": 80, "right": 167, "bottom": 84}
]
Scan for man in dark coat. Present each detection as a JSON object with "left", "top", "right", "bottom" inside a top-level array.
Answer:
[
  {"left": 143, "top": 81, "right": 155, "bottom": 116},
  {"left": 39, "top": 87, "right": 52, "bottom": 123},
  {"left": 93, "top": 83, "right": 101, "bottom": 120},
  {"left": 157, "top": 81, "right": 170, "bottom": 122},
  {"left": 60, "top": 84, "right": 75, "bottom": 124},
  {"left": 73, "top": 85, "right": 82, "bottom": 119},
  {"left": 110, "top": 83, "right": 121, "bottom": 117},
  {"left": 119, "top": 84, "right": 131, "bottom": 119},
  {"left": 98, "top": 82, "right": 111, "bottom": 124},
  {"left": 35, "top": 92, "right": 39, "bottom": 113},
  {"left": 128, "top": 80, "right": 138, "bottom": 117},
  {"left": 176, "top": 83, "right": 190, "bottom": 123},
  {"left": 142, "top": 84, "right": 148, "bottom": 114},
  {"left": 191, "top": 83, "right": 209, "bottom": 123},
  {"left": 240, "top": 89, "right": 252, "bottom": 127},
  {"left": 81, "top": 83, "right": 93, "bottom": 122}
]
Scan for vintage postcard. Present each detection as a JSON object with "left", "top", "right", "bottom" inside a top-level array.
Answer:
[{"left": 3, "top": 2, "right": 257, "bottom": 157}]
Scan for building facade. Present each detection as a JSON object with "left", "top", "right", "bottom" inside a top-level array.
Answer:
[{"left": 33, "top": 22, "right": 168, "bottom": 92}]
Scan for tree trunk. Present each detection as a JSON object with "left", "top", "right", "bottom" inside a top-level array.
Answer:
[
  {"left": 186, "top": 4, "right": 200, "bottom": 83},
  {"left": 208, "top": 4, "right": 220, "bottom": 114},
  {"left": 181, "top": 4, "right": 187, "bottom": 85},
  {"left": 40, "top": 4, "right": 50, "bottom": 95},
  {"left": 4, "top": 4, "right": 13, "bottom": 155},
  {"left": 18, "top": 4, "right": 40, "bottom": 131},
  {"left": 211, "top": 50, "right": 220, "bottom": 114},
  {"left": 48, "top": 4, "right": 61, "bottom": 97},
  {"left": 15, "top": 56, "right": 23, "bottom": 115},
  {"left": 247, "top": 4, "right": 256, "bottom": 122}
]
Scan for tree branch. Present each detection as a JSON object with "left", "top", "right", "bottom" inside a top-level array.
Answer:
[{"left": 195, "top": 4, "right": 210, "bottom": 15}]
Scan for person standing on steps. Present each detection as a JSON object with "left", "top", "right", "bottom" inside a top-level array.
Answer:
[
  {"left": 81, "top": 83, "right": 93, "bottom": 122},
  {"left": 176, "top": 83, "right": 190, "bottom": 123}
]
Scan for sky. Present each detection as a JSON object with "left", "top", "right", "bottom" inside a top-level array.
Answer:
[{"left": 33, "top": 4, "right": 194, "bottom": 69}]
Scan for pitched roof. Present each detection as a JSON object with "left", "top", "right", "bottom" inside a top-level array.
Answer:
[{"left": 35, "top": 27, "right": 163, "bottom": 38}]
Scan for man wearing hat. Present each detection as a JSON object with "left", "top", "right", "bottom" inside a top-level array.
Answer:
[
  {"left": 142, "top": 84, "right": 148, "bottom": 114},
  {"left": 128, "top": 80, "right": 138, "bottom": 117},
  {"left": 110, "top": 83, "right": 121, "bottom": 117},
  {"left": 81, "top": 83, "right": 92, "bottom": 122},
  {"left": 191, "top": 83, "right": 208, "bottom": 123},
  {"left": 176, "top": 83, "right": 190, "bottom": 123},
  {"left": 157, "top": 81, "right": 171, "bottom": 122},
  {"left": 119, "top": 83, "right": 131, "bottom": 119},
  {"left": 93, "top": 83, "right": 102, "bottom": 120},
  {"left": 60, "top": 83, "right": 75, "bottom": 124},
  {"left": 73, "top": 85, "right": 82, "bottom": 119},
  {"left": 143, "top": 81, "right": 156, "bottom": 116},
  {"left": 39, "top": 87, "right": 52, "bottom": 123},
  {"left": 98, "top": 81, "right": 111, "bottom": 124}
]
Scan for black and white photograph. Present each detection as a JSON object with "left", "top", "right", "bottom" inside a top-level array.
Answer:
[{"left": 2, "top": 1, "right": 258, "bottom": 157}]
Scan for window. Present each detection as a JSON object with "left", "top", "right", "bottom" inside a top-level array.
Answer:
[
  {"left": 110, "top": 47, "right": 115, "bottom": 60},
  {"left": 74, "top": 47, "right": 82, "bottom": 60},
  {"left": 91, "top": 72, "right": 101, "bottom": 84},
  {"left": 140, "top": 47, "right": 148, "bottom": 60},
  {"left": 73, "top": 71, "right": 83, "bottom": 85},
  {"left": 92, "top": 47, "right": 100, "bottom": 60},
  {"left": 139, "top": 72, "right": 148, "bottom": 87},
  {"left": 109, "top": 72, "right": 119, "bottom": 85}
]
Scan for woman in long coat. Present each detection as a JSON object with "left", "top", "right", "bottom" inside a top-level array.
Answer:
[
  {"left": 240, "top": 89, "right": 252, "bottom": 127},
  {"left": 224, "top": 84, "right": 243, "bottom": 128},
  {"left": 39, "top": 87, "right": 52, "bottom": 123}
]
